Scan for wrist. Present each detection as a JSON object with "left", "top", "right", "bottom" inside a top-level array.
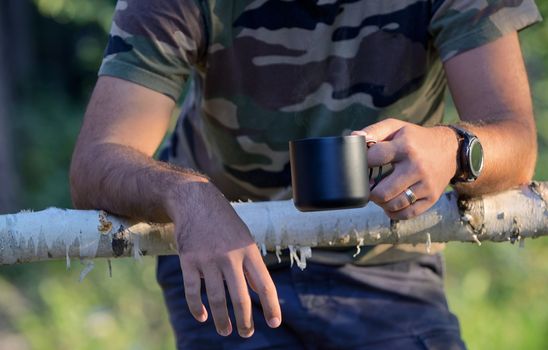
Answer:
[
  {"left": 445, "top": 124, "right": 485, "bottom": 183},
  {"left": 163, "top": 174, "right": 215, "bottom": 223},
  {"left": 433, "top": 125, "right": 460, "bottom": 181}
]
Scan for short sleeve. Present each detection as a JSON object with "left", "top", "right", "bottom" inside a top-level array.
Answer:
[
  {"left": 429, "top": 0, "right": 542, "bottom": 62},
  {"left": 98, "top": 0, "right": 207, "bottom": 101}
]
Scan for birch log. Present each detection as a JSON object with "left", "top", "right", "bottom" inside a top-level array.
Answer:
[{"left": 0, "top": 182, "right": 547, "bottom": 265}]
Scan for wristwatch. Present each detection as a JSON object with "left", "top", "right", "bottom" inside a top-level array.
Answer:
[{"left": 447, "top": 125, "right": 484, "bottom": 183}]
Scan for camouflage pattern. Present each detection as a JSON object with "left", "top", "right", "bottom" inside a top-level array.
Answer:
[{"left": 99, "top": 0, "right": 541, "bottom": 264}]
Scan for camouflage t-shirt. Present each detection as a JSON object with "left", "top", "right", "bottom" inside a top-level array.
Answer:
[{"left": 99, "top": 0, "right": 541, "bottom": 265}]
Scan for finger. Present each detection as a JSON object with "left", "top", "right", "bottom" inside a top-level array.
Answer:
[
  {"left": 222, "top": 262, "right": 254, "bottom": 338},
  {"left": 244, "top": 251, "right": 282, "bottom": 329},
  {"left": 387, "top": 199, "right": 431, "bottom": 220},
  {"left": 367, "top": 142, "right": 399, "bottom": 167},
  {"left": 350, "top": 130, "right": 377, "bottom": 145},
  {"left": 181, "top": 262, "right": 208, "bottom": 323},
  {"left": 370, "top": 135, "right": 419, "bottom": 165},
  {"left": 351, "top": 130, "right": 367, "bottom": 137},
  {"left": 203, "top": 266, "right": 232, "bottom": 336},
  {"left": 361, "top": 118, "right": 407, "bottom": 142},
  {"left": 370, "top": 166, "right": 419, "bottom": 204},
  {"left": 383, "top": 183, "right": 426, "bottom": 212},
  {"left": 244, "top": 269, "right": 258, "bottom": 294}
]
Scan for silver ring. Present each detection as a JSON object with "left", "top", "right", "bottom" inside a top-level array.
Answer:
[{"left": 404, "top": 188, "right": 417, "bottom": 205}]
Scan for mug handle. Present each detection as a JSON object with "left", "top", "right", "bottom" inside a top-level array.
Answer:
[{"left": 365, "top": 139, "right": 393, "bottom": 191}]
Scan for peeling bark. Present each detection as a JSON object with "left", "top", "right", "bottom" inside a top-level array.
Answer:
[{"left": 0, "top": 182, "right": 547, "bottom": 265}]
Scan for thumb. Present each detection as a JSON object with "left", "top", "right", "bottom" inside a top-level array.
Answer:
[{"left": 356, "top": 118, "right": 407, "bottom": 142}]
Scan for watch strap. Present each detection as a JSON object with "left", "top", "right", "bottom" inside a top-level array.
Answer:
[{"left": 447, "top": 125, "right": 478, "bottom": 183}]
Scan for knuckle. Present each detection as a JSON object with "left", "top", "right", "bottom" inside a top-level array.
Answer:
[
  {"left": 403, "top": 142, "right": 417, "bottom": 158},
  {"left": 399, "top": 125, "right": 411, "bottom": 134},
  {"left": 405, "top": 207, "right": 418, "bottom": 219},
  {"left": 397, "top": 129, "right": 412, "bottom": 146},
  {"left": 392, "top": 209, "right": 411, "bottom": 220},
  {"left": 378, "top": 191, "right": 392, "bottom": 203},
  {"left": 397, "top": 212, "right": 410, "bottom": 220},
  {"left": 185, "top": 289, "right": 201, "bottom": 299},
  {"left": 183, "top": 277, "right": 201, "bottom": 289},
  {"left": 213, "top": 253, "right": 231, "bottom": 265},
  {"left": 256, "top": 283, "right": 275, "bottom": 297},
  {"left": 386, "top": 210, "right": 398, "bottom": 220},
  {"left": 370, "top": 194, "right": 384, "bottom": 205},
  {"left": 209, "top": 295, "right": 226, "bottom": 309},
  {"left": 212, "top": 255, "right": 234, "bottom": 268},
  {"left": 181, "top": 253, "right": 198, "bottom": 266},
  {"left": 232, "top": 297, "right": 250, "bottom": 310},
  {"left": 192, "top": 254, "right": 210, "bottom": 266},
  {"left": 381, "top": 205, "right": 396, "bottom": 215},
  {"left": 397, "top": 197, "right": 408, "bottom": 209},
  {"left": 415, "top": 162, "right": 428, "bottom": 177},
  {"left": 390, "top": 201, "right": 404, "bottom": 212},
  {"left": 385, "top": 201, "right": 397, "bottom": 212}
]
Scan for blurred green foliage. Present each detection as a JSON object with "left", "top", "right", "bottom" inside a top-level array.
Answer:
[
  {"left": 0, "top": 1, "right": 547, "bottom": 349},
  {"left": 2, "top": 2, "right": 175, "bottom": 349},
  {"left": 33, "top": 0, "right": 114, "bottom": 32}
]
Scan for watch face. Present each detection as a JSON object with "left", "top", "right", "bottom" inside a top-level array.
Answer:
[{"left": 469, "top": 138, "right": 484, "bottom": 177}]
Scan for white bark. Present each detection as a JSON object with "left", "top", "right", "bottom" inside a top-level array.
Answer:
[{"left": 0, "top": 182, "right": 547, "bottom": 265}]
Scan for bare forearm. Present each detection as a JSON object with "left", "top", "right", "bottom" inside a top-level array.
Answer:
[
  {"left": 70, "top": 142, "right": 210, "bottom": 223},
  {"left": 70, "top": 76, "right": 212, "bottom": 223},
  {"left": 71, "top": 77, "right": 281, "bottom": 336},
  {"left": 452, "top": 117, "right": 537, "bottom": 197},
  {"left": 442, "top": 33, "right": 537, "bottom": 197}
]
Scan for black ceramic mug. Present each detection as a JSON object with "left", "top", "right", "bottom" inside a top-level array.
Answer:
[{"left": 289, "top": 135, "right": 369, "bottom": 212}]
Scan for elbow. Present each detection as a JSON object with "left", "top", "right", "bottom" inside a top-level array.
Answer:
[
  {"left": 512, "top": 116, "right": 537, "bottom": 186},
  {"left": 69, "top": 149, "right": 93, "bottom": 209},
  {"left": 69, "top": 160, "right": 85, "bottom": 209},
  {"left": 521, "top": 117, "right": 537, "bottom": 184},
  {"left": 520, "top": 143, "right": 537, "bottom": 184}
]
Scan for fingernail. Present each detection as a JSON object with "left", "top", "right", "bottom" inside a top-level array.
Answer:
[
  {"left": 219, "top": 328, "right": 231, "bottom": 337},
  {"left": 267, "top": 317, "right": 281, "bottom": 328},
  {"left": 240, "top": 329, "right": 254, "bottom": 338},
  {"left": 197, "top": 313, "right": 207, "bottom": 323}
]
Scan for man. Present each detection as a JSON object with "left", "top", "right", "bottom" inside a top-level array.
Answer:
[{"left": 70, "top": 1, "right": 540, "bottom": 349}]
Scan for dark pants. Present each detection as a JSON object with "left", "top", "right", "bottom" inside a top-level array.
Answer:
[{"left": 157, "top": 253, "right": 466, "bottom": 350}]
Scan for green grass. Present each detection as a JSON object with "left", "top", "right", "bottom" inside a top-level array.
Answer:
[
  {"left": 0, "top": 258, "right": 175, "bottom": 350},
  {"left": 445, "top": 239, "right": 548, "bottom": 349}
]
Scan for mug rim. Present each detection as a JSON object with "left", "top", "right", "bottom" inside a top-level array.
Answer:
[{"left": 289, "top": 134, "right": 366, "bottom": 145}]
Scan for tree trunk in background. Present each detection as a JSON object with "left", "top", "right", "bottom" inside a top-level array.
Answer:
[
  {"left": 0, "top": 2, "right": 20, "bottom": 213},
  {"left": 6, "top": 1, "right": 33, "bottom": 84}
]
